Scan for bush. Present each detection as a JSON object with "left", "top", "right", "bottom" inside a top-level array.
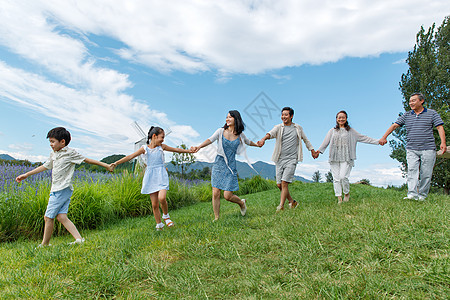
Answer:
[{"left": 236, "top": 176, "right": 276, "bottom": 196}]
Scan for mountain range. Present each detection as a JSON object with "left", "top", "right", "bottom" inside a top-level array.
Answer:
[{"left": 167, "top": 160, "right": 312, "bottom": 182}]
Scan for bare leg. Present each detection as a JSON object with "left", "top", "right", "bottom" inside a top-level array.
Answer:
[
  {"left": 212, "top": 187, "right": 221, "bottom": 220},
  {"left": 158, "top": 190, "right": 169, "bottom": 215},
  {"left": 56, "top": 214, "right": 82, "bottom": 239},
  {"left": 277, "top": 183, "right": 294, "bottom": 205},
  {"left": 150, "top": 192, "right": 161, "bottom": 224},
  {"left": 223, "top": 191, "right": 245, "bottom": 209},
  {"left": 41, "top": 216, "right": 54, "bottom": 245},
  {"left": 337, "top": 196, "right": 343, "bottom": 204},
  {"left": 343, "top": 193, "right": 350, "bottom": 202},
  {"left": 279, "top": 181, "right": 291, "bottom": 208}
]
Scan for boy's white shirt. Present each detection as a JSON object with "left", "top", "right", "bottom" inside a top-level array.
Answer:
[
  {"left": 197, "top": 128, "right": 256, "bottom": 174},
  {"left": 267, "top": 123, "right": 314, "bottom": 163},
  {"left": 43, "top": 146, "right": 85, "bottom": 192}
]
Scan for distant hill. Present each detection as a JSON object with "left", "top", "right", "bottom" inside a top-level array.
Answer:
[
  {"left": 167, "top": 160, "right": 312, "bottom": 183},
  {"left": 0, "top": 154, "right": 15, "bottom": 161}
]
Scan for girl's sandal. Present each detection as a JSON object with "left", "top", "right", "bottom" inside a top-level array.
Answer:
[{"left": 163, "top": 217, "right": 174, "bottom": 227}]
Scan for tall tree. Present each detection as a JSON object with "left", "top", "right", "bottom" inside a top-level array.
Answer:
[
  {"left": 170, "top": 144, "right": 195, "bottom": 178},
  {"left": 391, "top": 17, "right": 450, "bottom": 194}
]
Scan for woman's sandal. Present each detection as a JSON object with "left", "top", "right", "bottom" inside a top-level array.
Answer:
[{"left": 163, "top": 217, "right": 174, "bottom": 227}]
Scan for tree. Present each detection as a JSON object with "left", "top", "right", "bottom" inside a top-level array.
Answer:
[
  {"left": 325, "top": 171, "right": 333, "bottom": 183},
  {"left": 171, "top": 144, "right": 195, "bottom": 178},
  {"left": 390, "top": 16, "right": 450, "bottom": 194},
  {"left": 312, "top": 170, "right": 321, "bottom": 183}
]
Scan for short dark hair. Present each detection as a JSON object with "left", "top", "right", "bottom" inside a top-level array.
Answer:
[
  {"left": 282, "top": 107, "right": 294, "bottom": 117},
  {"left": 223, "top": 110, "right": 245, "bottom": 135},
  {"left": 47, "top": 127, "right": 71, "bottom": 145},
  {"left": 410, "top": 92, "right": 425, "bottom": 102}
]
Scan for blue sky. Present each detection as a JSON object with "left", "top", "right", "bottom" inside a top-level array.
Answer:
[{"left": 0, "top": 1, "right": 448, "bottom": 186}]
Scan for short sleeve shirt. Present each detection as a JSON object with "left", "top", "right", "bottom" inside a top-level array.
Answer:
[
  {"left": 395, "top": 108, "right": 444, "bottom": 151},
  {"left": 43, "top": 147, "right": 85, "bottom": 192}
]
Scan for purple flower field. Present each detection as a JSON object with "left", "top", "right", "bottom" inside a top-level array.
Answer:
[{"left": 0, "top": 162, "right": 114, "bottom": 195}]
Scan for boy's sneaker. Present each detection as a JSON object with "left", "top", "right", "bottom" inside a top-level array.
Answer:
[
  {"left": 276, "top": 205, "right": 284, "bottom": 212},
  {"left": 68, "top": 238, "right": 85, "bottom": 245},
  {"left": 403, "top": 195, "right": 416, "bottom": 200},
  {"left": 289, "top": 200, "right": 298, "bottom": 209}
]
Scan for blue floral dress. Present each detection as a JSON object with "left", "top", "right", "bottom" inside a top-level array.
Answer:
[
  {"left": 211, "top": 136, "right": 240, "bottom": 191},
  {"left": 141, "top": 146, "right": 169, "bottom": 194}
]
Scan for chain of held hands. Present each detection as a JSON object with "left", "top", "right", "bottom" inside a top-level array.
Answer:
[{"left": 105, "top": 135, "right": 393, "bottom": 173}]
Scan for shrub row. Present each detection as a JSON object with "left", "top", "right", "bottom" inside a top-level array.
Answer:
[{"left": 0, "top": 171, "right": 276, "bottom": 242}]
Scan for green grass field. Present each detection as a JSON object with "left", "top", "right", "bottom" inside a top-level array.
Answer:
[{"left": 1, "top": 182, "right": 449, "bottom": 299}]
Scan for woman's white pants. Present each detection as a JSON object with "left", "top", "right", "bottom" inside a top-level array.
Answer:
[{"left": 330, "top": 161, "right": 352, "bottom": 196}]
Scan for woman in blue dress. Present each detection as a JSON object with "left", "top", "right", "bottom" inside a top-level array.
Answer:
[
  {"left": 193, "top": 110, "right": 260, "bottom": 221},
  {"left": 111, "top": 126, "right": 193, "bottom": 230}
]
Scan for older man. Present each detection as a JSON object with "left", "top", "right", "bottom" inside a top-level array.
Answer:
[{"left": 380, "top": 93, "right": 446, "bottom": 200}]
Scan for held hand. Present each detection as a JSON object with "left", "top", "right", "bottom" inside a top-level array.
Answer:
[
  {"left": 312, "top": 150, "right": 319, "bottom": 159},
  {"left": 379, "top": 137, "right": 387, "bottom": 146},
  {"left": 15, "top": 174, "right": 27, "bottom": 183},
  {"left": 108, "top": 163, "right": 116, "bottom": 173},
  {"left": 257, "top": 139, "right": 265, "bottom": 147},
  {"left": 190, "top": 146, "right": 199, "bottom": 153}
]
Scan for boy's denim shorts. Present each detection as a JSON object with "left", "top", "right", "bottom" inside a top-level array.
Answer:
[{"left": 45, "top": 187, "right": 73, "bottom": 219}]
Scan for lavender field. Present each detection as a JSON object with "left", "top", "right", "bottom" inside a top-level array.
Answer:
[{"left": 0, "top": 162, "right": 212, "bottom": 242}]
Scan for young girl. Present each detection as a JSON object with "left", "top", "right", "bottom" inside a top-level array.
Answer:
[
  {"left": 192, "top": 110, "right": 260, "bottom": 221},
  {"left": 111, "top": 126, "right": 193, "bottom": 230},
  {"left": 315, "top": 111, "right": 380, "bottom": 203}
]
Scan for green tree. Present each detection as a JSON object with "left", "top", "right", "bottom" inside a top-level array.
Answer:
[
  {"left": 325, "top": 171, "right": 333, "bottom": 183},
  {"left": 312, "top": 170, "right": 321, "bottom": 183},
  {"left": 390, "top": 16, "right": 450, "bottom": 194},
  {"left": 171, "top": 144, "right": 195, "bottom": 178}
]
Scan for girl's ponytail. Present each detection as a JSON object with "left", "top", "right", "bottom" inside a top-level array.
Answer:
[{"left": 147, "top": 126, "right": 164, "bottom": 144}]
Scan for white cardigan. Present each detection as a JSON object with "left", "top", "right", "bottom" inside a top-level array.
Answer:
[
  {"left": 267, "top": 123, "right": 314, "bottom": 163},
  {"left": 317, "top": 128, "right": 379, "bottom": 162},
  {"left": 207, "top": 128, "right": 255, "bottom": 174}
]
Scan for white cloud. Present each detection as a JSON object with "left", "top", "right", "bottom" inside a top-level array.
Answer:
[
  {"left": 297, "top": 162, "right": 405, "bottom": 187},
  {"left": 13, "top": 0, "right": 447, "bottom": 74},
  {"left": 8, "top": 143, "right": 34, "bottom": 152}
]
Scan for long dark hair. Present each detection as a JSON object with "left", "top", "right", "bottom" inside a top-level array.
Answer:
[
  {"left": 146, "top": 126, "right": 164, "bottom": 144},
  {"left": 334, "top": 110, "right": 351, "bottom": 131},
  {"left": 223, "top": 110, "right": 245, "bottom": 135}
]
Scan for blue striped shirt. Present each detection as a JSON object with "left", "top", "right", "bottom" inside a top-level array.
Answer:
[{"left": 395, "top": 108, "right": 444, "bottom": 150}]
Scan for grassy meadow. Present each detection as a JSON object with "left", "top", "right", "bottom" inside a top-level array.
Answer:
[{"left": 1, "top": 181, "right": 448, "bottom": 299}]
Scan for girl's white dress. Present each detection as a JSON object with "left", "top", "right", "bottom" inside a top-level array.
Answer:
[{"left": 141, "top": 145, "right": 169, "bottom": 194}]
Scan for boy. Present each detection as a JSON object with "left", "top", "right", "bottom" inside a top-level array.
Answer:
[
  {"left": 257, "top": 107, "right": 316, "bottom": 211},
  {"left": 16, "top": 127, "right": 112, "bottom": 247}
]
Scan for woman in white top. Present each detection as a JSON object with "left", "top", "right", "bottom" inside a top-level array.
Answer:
[{"left": 315, "top": 111, "right": 380, "bottom": 203}]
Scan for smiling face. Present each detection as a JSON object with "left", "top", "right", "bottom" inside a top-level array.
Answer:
[
  {"left": 49, "top": 137, "right": 65, "bottom": 151},
  {"left": 152, "top": 131, "right": 165, "bottom": 146},
  {"left": 409, "top": 95, "right": 424, "bottom": 112},
  {"left": 336, "top": 112, "right": 348, "bottom": 127},
  {"left": 281, "top": 110, "right": 293, "bottom": 125},
  {"left": 226, "top": 113, "right": 235, "bottom": 127}
]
